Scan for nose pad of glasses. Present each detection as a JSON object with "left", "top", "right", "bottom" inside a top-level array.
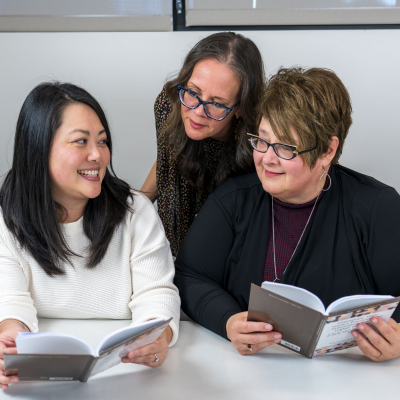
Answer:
[{"left": 263, "top": 145, "right": 280, "bottom": 161}]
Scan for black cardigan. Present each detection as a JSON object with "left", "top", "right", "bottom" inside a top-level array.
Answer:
[{"left": 174, "top": 165, "right": 400, "bottom": 339}]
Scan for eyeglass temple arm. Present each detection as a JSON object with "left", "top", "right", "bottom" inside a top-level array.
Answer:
[{"left": 297, "top": 146, "right": 317, "bottom": 155}]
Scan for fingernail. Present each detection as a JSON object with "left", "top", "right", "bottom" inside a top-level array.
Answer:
[
  {"left": 265, "top": 324, "right": 272, "bottom": 330},
  {"left": 274, "top": 338, "right": 281, "bottom": 343},
  {"left": 359, "top": 324, "right": 365, "bottom": 331},
  {"left": 128, "top": 351, "right": 136, "bottom": 358},
  {"left": 10, "top": 377, "right": 19, "bottom": 383},
  {"left": 352, "top": 330, "right": 358, "bottom": 338},
  {"left": 274, "top": 333, "right": 281, "bottom": 339},
  {"left": 372, "top": 318, "right": 378, "bottom": 324}
]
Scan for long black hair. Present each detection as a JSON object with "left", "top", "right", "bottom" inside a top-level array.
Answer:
[
  {"left": 0, "top": 82, "right": 133, "bottom": 277},
  {"left": 163, "top": 32, "right": 265, "bottom": 194}
]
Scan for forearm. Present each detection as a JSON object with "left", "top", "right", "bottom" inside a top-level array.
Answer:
[
  {"left": 140, "top": 161, "right": 158, "bottom": 203},
  {"left": 175, "top": 261, "right": 242, "bottom": 339}
]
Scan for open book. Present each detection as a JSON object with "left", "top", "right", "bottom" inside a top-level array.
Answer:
[
  {"left": 4, "top": 318, "right": 171, "bottom": 382},
  {"left": 248, "top": 282, "right": 400, "bottom": 359}
]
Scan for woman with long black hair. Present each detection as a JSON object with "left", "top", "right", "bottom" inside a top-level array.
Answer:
[
  {"left": 141, "top": 32, "right": 266, "bottom": 256},
  {"left": 0, "top": 82, "right": 180, "bottom": 389}
]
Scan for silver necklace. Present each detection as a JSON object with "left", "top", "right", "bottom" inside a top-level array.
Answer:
[{"left": 272, "top": 191, "right": 321, "bottom": 282}]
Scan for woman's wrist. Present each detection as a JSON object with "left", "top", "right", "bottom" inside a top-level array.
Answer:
[
  {"left": 0, "top": 319, "right": 30, "bottom": 333},
  {"left": 165, "top": 325, "right": 173, "bottom": 343}
]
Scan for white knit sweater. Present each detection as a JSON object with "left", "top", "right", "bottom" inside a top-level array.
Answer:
[{"left": 0, "top": 193, "right": 180, "bottom": 345}]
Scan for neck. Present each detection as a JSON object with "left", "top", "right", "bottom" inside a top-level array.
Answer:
[
  {"left": 276, "top": 170, "right": 328, "bottom": 205},
  {"left": 211, "top": 119, "right": 234, "bottom": 142},
  {"left": 54, "top": 198, "right": 88, "bottom": 223}
]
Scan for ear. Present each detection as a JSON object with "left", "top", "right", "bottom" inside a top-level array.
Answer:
[{"left": 322, "top": 136, "right": 339, "bottom": 168}]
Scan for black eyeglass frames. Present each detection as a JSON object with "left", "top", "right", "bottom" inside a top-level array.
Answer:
[
  {"left": 247, "top": 133, "right": 317, "bottom": 160},
  {"left": 177, "top": 85, "right": 239, "bottom": 121}
]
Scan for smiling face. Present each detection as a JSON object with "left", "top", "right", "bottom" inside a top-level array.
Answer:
[
  {"left": 181, "top": 58, "right": 241, "bottom": 142},
  {"left": 254, "top": 117, "right": 337, "bottom": 204},
  {"left": 49, "top": 103, "right": 110, "bottom": 214}
]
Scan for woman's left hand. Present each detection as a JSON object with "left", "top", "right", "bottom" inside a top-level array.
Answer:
[
  {"left": 351, "top": 317, "right": 400, "bottom": 362},
  {"left": 121, "top": 326, "right": 172, "bottom": 368}
]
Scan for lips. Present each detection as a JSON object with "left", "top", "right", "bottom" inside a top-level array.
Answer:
[
  {"left": 78, "top": 169, "right": 100, "bottom": 182},
  {"left": 189, "top": 119, "right": 205, "bottom": 130},
  {"left": 265, "top": 169, "right": 283, "bottom": 178}
]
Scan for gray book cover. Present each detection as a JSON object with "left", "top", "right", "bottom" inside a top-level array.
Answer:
[
  {"left": 5, "top": 318, "right": 171, "bottom": 382},
  {"left": 247, "top": 284, "right": 399, "bottom": 359}
]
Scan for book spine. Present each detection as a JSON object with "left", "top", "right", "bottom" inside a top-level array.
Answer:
[
  {"left": 305, "top": 314, "right": 327, "bottom": 359},
  {"left": 79, "top": 356, "right": 96, "bottom": 382}
]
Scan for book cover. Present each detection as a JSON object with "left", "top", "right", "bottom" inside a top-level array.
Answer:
[
  {"left": 247, "top": 283, "right": 400, "bottom": 359},
  {"left": 5, "top": 318, "right": 171, "bottom": 382}
]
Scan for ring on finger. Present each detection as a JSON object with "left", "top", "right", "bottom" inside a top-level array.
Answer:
[
  {"left": 154, "top": 353, "right": 159, "bottom": 362},
  {"left": 247, "top": 344, "right": 253, "bottom": 352}
]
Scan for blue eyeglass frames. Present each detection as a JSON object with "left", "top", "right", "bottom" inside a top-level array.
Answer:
[{"left": 177, "top": 85, "right": 240, "bottom": 121}]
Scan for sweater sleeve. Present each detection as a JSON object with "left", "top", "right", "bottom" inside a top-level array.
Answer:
[
  {"left": 367, "top": 187, "right": 400, "bottom": 321},
  {"left": 174, "top": 193, "right": 242, "bottom": 340},
  {"left": 128, "top": 194, "right": 181, "bottom": 346},
  {"left": 0, "top": 221, "right": 38, "bottom": 332}
]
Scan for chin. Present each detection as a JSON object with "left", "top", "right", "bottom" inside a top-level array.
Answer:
[
  {"left": 184, "top": 121, "right": 209, "bottom": 141},
  {"left": 261, "top": 181, "right": 282, "bottom": 197},
  {"left": 83, "top": 186, "right": 102, "bottom": 199},
  {"left": 186, "top": 131, "right": 208, "bottom": 141}
]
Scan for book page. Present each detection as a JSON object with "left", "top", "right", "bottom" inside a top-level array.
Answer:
[
  {"left": 314, "top": 299, "right": 399, "bottom": 357},
  {"left": 16, "top": 332, "right": 94, "bottom": 355},
  {"left": 91, "top": 319, "right": 170, "bottom": 377},
  {"left": 96, "top": 318, "right": 166, "bottom": 354},
  {"left": 326, "top": 294, "right": 393, "bottom": 314},
  {"left": 261, "top": 281, "right": 326, "bottom": 313}
]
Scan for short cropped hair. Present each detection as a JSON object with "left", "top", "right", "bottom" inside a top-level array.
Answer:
[{"left": 257, "top": 67, "right": 352, "bottom": 167}]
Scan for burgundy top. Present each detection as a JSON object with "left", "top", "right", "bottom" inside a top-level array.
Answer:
[{"left": 263, "top": 187, "right": 326, "bottom": 283}]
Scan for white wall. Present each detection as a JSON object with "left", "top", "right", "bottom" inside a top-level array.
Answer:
[{"left": 0, "top": 30, "right": 399, "bottom": 191}]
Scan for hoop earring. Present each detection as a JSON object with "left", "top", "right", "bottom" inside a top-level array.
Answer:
[{"left": 319, "top": 168, "right": 331, "bottom": 192}]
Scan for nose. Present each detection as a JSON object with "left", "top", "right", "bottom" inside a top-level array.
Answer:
[
  {"left": 262, "top": 145, "right": 279, "bottom": 165},
  {"left": 193, "top": 103, "right": 207, "bottom": 118},
  {"left": 87, "top": 141, "right": 102, "bottom": 162}
]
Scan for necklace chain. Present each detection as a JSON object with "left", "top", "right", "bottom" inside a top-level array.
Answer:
[{"left": 272, "top": 192, "right": 321, "bottom": 283}]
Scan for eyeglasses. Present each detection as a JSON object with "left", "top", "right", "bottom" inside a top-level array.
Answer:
[
  {"left": 247, "top": 133, "right": 317, "bottom": 160},
  {"left": 177, "top": 85, "right": 239, "bottom": 121}
]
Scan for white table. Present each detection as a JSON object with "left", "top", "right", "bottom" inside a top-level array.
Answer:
[{"left": 1, "top": 319, "right": 399, "bottom": 400}]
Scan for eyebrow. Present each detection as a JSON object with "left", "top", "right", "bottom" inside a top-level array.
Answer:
[
  {"left": 187, "top": 82, "right": 229, "bottom": 104},
  {"left": 258, "top": 129, "right": 269, "bottom": 137},
  {"left": 68, "top": 129, "right": 106, "bottom": 136}
]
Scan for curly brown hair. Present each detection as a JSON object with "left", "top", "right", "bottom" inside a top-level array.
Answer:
[{"left": 257, "top": 67, "right": 352, "bottom": 167}]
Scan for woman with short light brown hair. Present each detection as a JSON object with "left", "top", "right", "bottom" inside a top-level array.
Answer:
[{"left": 175, "top": 67, "right": 400, "bottom": 362}]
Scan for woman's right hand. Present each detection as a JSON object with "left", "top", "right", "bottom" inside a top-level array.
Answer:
[
  {"left": 0, "top": 320, "right": 28, "bottom": 389},
  {"left": 226, "top": 311, "right": 282, "bottom": 355}
]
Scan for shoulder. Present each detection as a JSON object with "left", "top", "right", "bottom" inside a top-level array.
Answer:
[
  {"left": 334, "top": 165, "right": 393, "bottom": 191},
  {"left": 212, "top": 172, "right": 263, "bottom": 200},
  {"left": 126, "top": 191, "right": 166, "bottom": 237},
  {"left": 334, "top": 164, "right": 400, "bottom": 212},
  {"left": 0, "top": 208, "right": 24, "bottom": 260},
  {"left": 208, "top": 172, "right": 264, "bottom": 216},
  {"left": 154, "top": 87, "right": 172, "bottom": 133}
]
